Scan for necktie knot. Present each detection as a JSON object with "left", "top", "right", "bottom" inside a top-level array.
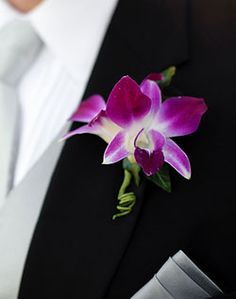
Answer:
[{"left": 0, "top": 19, "right": 42, "bottom": 85}]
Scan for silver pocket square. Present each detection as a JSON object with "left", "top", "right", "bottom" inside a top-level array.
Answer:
[{"left": 131, "top": 250, "right": 223, "bottom": 299}]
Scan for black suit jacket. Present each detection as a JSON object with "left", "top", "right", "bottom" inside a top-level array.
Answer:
[{"left": 18, "top": 0, "right": 236, "bottom": 298}]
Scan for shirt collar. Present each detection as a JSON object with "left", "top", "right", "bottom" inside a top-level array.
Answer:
[
  {"left": 28, "top": 0, "right": 118, "bottom": 81},
  {"left": 0, "top": 0, "right": 22, "bottom": 27},
  {"left": 0, "top": 0, "right": 118, "bottom": 82}
]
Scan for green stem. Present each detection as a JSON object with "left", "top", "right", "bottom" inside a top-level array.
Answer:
[
  {"left": 118, "top": 170, "right": 132, "bottom": 197},
  {"left": 112, "top": 170, "right": 137, "bottom": 220}
]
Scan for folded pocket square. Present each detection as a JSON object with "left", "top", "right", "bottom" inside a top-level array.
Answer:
[{"left": 131, "top": 250, "right": 223, "bottom": 299}]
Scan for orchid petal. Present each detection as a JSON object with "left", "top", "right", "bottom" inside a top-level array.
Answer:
[
  {"left": 103, "top": 131, "right": 129, "bottom": 164},
  {"left": 106, "top": 76, "right": 151, "bottom": 128},
  {"left": 62, "top": 125, "right": 95, "bottom": 140},
  {"left": 155, "top": 97, "right": 207, "bottom": 137},
  {"left": 140, "top": 79, "right": 162, "bottom": 116},
  {"left": 64, "top": 110, "right": 120, "bottom": 144},
  {"left": 148, "top": 129, "right": 166, "bottom": 150},
  {"left": 134, "top": 129, "right": 165, "bottom": 176},
  {"left": 163, "top": 138, "right": 191, "bottom": 179},
  {"left": 70, "top": 95, "right": 106, "bottom": 122},
  {"left": 134, "top": 148, "right": 164, "bottom": 176}
]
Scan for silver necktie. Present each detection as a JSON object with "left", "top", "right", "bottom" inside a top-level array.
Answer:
[{"left": 0, "top": 19, "right": 42, "bottom": 208}]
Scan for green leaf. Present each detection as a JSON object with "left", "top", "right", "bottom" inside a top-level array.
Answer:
[
  {"left": 122, "top": 158, "right": 141, "bottom": 187},
  {"left": 147, "top": 164, "right": 171, "bottom": 193},
  {"left": 158, "top": 66, "right": 176, "bottom": 89}
]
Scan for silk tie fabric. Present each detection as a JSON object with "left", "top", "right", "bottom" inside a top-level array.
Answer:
[
  {"left": 0, "top": 19, "right": 42, "bottom": 208},
  {"left": 131, "top": 251, "right": 223, "bottom": 299}
]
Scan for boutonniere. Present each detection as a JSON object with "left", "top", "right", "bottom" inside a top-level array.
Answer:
[{"left": 63, "top": 67, "right": 207, "bottom": 219}]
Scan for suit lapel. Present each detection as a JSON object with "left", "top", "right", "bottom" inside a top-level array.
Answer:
[{"left": 19, "top": 1, "right": 189, "bottom": 298}]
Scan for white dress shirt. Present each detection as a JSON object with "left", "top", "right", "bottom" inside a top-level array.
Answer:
[
  {"left": 0, "top": 0, "right": 118, "bottom": 186},
  {"left": 0, "top": 0, "right": 118, "bottom": 297}
]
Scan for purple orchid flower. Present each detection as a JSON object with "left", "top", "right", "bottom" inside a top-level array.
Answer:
[{"left": 65, "top": 75, "right": 207, "bottom": 178}]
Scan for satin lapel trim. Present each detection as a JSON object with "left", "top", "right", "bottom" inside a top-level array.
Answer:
[{"left": 19, "top": 1, "right": 189, "bottom": 298}]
